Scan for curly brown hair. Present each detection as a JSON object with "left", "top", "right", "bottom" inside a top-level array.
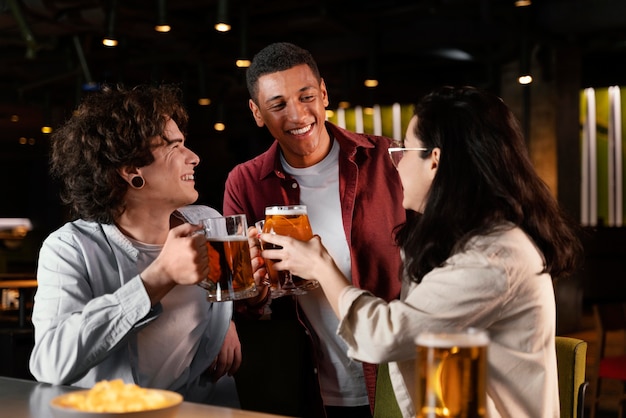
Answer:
[{"left": 50, "top": 84, "right": 189, "bottom": 223}]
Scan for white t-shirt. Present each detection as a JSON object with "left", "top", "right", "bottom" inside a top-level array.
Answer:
[
  {"left": 132, "top": 240, "right": 210, "bottom": 390},
  {"left": 281, "top": 139, "right": 369, "bottom": 407}
]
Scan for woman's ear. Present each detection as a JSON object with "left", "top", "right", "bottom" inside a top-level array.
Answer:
[{"left": 428, "top": 148, "right": 440, "bottom": 180}]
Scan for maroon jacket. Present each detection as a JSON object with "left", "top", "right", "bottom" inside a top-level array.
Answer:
[{"left": 223, "top": 122, "right": 405, "bottom": 416}]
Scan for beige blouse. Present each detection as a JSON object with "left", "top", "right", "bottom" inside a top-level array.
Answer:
[{"left": 336, "top": 225, "right": 560, "bottom": 418}]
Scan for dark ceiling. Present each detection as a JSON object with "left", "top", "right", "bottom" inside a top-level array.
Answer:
[
  {"left": 0, "top": 0, "right": 626, "bottom": 230},
  {"left": 2, "top": 0, "right": 626, "bottom": 142}
]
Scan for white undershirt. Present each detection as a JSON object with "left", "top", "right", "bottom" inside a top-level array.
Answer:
[
  {"left": 281, "top": 139, "right": 368, "bottom": 407},
  {"left": 131, "top": 239, "right": 209, "bottom": 390}
]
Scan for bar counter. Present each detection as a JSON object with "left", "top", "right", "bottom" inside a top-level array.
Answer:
[{"left": 0, "top": 376, "right": 291, "bottom": 418}]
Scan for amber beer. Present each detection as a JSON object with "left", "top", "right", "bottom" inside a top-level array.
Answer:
[
  {"left": 200, "top": 215, "right": 258, "bottom": 302},
  {"left": 262, "top": 205, "right": 314, "bottom": 292},
  {"left": 415, "top": 329, "right": 488, "bottom": 418}
]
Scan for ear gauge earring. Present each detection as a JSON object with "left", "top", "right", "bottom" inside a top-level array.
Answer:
[{"left": 130, "top": 176, "right": 145, "bottom": 189}]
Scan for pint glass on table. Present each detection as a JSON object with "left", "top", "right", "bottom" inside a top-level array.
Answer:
[
  {"left": 415, "top": 328, "right": 488, "bottom": 418},
  {"left": 259, "top": 205, "right": 319, "bottom": 298},
  {"left": 199, "top": 214, "right": 258, "bottom": 302}
]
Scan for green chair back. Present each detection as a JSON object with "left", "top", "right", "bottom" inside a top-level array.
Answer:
[
  {"left": 373, "top": 362, "right": 403, "bottom": 418},
  {"left": 556, "top": 336, "right": 588, "bottom": 418}
]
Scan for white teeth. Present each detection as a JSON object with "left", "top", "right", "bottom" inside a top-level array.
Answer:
[
  {"left": 289, "top": 125, "right": 312, "bottom": 135},
  {"left": 181, "top": 174, "right": 194, "bottom": 181}
]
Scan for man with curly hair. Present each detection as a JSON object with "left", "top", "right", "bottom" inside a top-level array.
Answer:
[{"left": 29, "top": 84, "right": 242, "bottom": 406}]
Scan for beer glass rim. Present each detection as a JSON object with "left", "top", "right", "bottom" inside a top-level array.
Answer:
[
  {"left": 265, "top": 205, "right": 308, "bottom": 215},
  {"left": 202, "top": 214, "right": 248, "bottom": 238},
  {"left": 416, "top": 327, "right": 489, "bottom": 348},
  {"left": 204, "top": 213, "right": 247, "bottom": 221}
]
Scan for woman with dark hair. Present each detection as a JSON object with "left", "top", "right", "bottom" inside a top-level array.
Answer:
[
  {"left": 29, "top": 84, "right": 242, "bottom": 406},
  {"left": 259, "top": 86, "right": 582, "bottom": 417}
]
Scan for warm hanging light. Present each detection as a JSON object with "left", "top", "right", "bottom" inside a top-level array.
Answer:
[
  {"left": 155, "top": 0, "right": 171, "bottom": 33},
  {"left": 515, "top": 0, "right": 532, "bottom": 6},
  {"left": 214, "top": 0, "right": 231, "bottom": 32},
  {"left": 197, "top": 64, "right": 211, "bottom": 106},
  {"left": 364, "top": 49, "right": 378, "bottom": 88},
  {"left": 102, "top": 0, "right": 118, "bottom": 47},
  {"left": 364, "top": 79, "right": 379, "bottom": 88},
  {"left": 517, "top": 0, "right": 532, "bottom": 85},
  {"left": 214, "top": 104, "right": 226, "bottom": 131},
  {"left": 235, "top": 5, "right": 249, "bottom": 67},
  {"left": 518, "top": 75, "right": 533, "bottom": 85}
]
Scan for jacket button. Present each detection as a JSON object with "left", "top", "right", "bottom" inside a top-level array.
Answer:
[{"left": 291, "top": 182, "right": 298, "bottom": 189}]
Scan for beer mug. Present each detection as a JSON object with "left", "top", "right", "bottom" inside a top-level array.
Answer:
[
  {"left": 199, "top": 214, "right": 258, "bottom": 302},
  {"left": 415, "top": 328, "right": 488, "bottom": 418}
]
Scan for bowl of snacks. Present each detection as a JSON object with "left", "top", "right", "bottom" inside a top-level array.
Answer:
[{"left": 49, "top": 379, "right": 183, "bottom": 418}]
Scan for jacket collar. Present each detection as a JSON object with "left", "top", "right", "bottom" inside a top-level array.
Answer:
[{"left": 258, "top": 121, "right": 377, "bottom": 180}]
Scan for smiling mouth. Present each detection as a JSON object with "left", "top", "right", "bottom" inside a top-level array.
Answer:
[
  {"left": 181, "top": 174, "right": 195, "bottom": 181},
  {"left": 288, "top": 124, "right": 313, "bottom": 136}
]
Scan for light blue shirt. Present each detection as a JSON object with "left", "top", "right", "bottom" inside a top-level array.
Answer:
[{"left": 29, "top": 205, "right": 233, "bottom": 400}]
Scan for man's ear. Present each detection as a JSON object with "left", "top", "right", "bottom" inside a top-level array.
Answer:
[
  {"left": 249, "top": 99, "right": 265, "bottom": 128},
  {"left": 117, "top": 166, "right": 141, "bottom": 185},
  {"left": 320, "top": 78, "right": 330, "bottom": 108}
]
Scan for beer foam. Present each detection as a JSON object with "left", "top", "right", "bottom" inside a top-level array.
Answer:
[
  {"left": 265, "top": 205, "right": 307, "bottom": 216},
  {"left": 416, "top": 329, "right": 489, "bottom": 348}
]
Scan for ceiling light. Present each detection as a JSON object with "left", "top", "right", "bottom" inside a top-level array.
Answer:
[
  {"left": 154, "top": 24, "right": 171, "bottom": 33},
  {"left": 235, "top": 6, "right": 250, "bottom": 67},
  {"left": 102, "top": 0, "right": 118, "bottom": 47},
  {"left": 515, "top": 0, "right": 532, "bottom": 6},
  {"left": 364, "top": 79, "right": 379, "bottom": 88},
  {"left": 518, "top": 75, "right": 533, "bottom": 85},
  {"left": 198, "top": 98, "right": 211, "bottom": 106},
  {"left": 155, "top": 0, "right": 171, "bottom": 32},
  {"left": 214, "top": 0, "right": 231, "bottom": 32}
]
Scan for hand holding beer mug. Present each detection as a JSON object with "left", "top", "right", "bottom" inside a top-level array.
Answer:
[
  {"left": 415, "top": 328, "right": 488, "bottom": 418},
  {"left": 256, "top": 205, "right": 320, "bottom": 298},
  {"left": 198, "top": 214, "right": 259, "bottom": 302}
]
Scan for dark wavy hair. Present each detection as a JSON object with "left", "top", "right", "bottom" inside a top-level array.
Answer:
[
  {"left": 50, "top": 84, "right": 189, "bottom": 223},
  {"left": 246, "top": 42, "right": 321, "bottom": 103},
  {"left": 396, "top": 86, "right": 581, "bottom": 282}
]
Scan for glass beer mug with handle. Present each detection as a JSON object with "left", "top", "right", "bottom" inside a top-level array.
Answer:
[
  {"left": 257, "top": 205, "right": 320, "bottom": 298},
  {"left": 199, "top": 214, "right": 259, "bottom": 302},
  {"left": 415, "top": 328, "right": 489, "bottom": 418}
]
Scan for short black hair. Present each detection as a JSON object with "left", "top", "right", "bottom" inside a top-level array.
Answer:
[{"left": 246, "top": 42, "right": 321, "bottom": 103}]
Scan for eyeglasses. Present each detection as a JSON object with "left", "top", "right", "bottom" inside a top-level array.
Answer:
[{"left": 387, "top": 147, "right": 430, "bottom": 168}]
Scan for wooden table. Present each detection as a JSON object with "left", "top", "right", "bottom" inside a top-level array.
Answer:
[
  {"left": 0, "top": 277, "right": 37, "bottom": 328},
  {"left": 0, "top": 377, "right": 292, "bottom": 418}
]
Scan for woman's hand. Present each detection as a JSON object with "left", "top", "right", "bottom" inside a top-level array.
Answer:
[
  {"left": 259, "top": 233, "right": 350, "bottom": 317},
  {"left": 258, "top": 233, "right": 333, "bottom": 281}
]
